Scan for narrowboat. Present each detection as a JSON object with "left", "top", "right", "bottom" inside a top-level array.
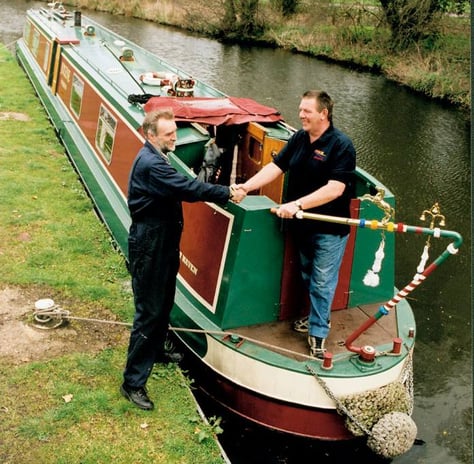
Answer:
[{"left": 16, "top": 3, "right": 463, "bottom": 458}]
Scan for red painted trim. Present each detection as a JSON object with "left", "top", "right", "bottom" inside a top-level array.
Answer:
[
  {"left": 180, "top": 347, "right": 355, "bottom": 441},
  {"left": 279, "top": 199, "right": 359, "bottom": 320},
  {"left": 57, "top": 39, "right": 80, "bottom": 45}
]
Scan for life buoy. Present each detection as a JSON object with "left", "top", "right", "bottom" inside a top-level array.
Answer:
[{"left": 139, "top": 72, "right": 176, "bottom": 87}]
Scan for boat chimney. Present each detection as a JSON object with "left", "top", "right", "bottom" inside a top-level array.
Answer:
[{"left": 74, "top": 11, "right": 82, "bottom": 27}]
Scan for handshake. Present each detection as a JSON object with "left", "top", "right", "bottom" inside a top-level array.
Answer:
[{"left": 229, "top": 184, "right": 248, "bottom": 204}]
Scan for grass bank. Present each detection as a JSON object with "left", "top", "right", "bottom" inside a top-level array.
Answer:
[
  {"left": 0, "top": 44, "right": 225, "bottom": 464},
  {"left": 69, "top": 0, "right": 470, "bottom": 112}
]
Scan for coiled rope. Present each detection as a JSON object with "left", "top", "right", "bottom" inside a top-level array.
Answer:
[{"left": 32, "top": 301, "right": 132, "bottom": 330}]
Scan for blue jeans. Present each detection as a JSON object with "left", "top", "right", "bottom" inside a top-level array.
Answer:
[{"left": 298, "top": 233, "right": 349, "bottom": 339}]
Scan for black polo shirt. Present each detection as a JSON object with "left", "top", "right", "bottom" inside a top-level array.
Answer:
[{"left": 273, "top": 124, "right": 356, "bottom": 235}]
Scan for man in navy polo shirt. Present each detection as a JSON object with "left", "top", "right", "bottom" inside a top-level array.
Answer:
[{"left": 238, "top": 90, "right": 356, "bottom": 359}]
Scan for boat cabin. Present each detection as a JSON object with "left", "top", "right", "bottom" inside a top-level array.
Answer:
[{"left": 17, "top": 4, "right": 395, "bottom": 333}]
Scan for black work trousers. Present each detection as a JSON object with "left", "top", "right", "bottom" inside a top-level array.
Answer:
[{"left": 123, "top": 219, "right": 182, "bottom": 388}]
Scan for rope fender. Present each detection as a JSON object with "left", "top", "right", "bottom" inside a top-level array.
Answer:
[{"left": 306, "top": 354, "right": 418, "bottom": 459}]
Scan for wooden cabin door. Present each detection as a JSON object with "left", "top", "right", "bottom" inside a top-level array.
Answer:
[
  {"left": 238, "top": 122, "right": 286, "bottom": 204},
  {"left": 278, "top": 199, "right": 360, "bottom": 320}
]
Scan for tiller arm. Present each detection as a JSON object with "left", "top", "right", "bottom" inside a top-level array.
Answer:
[{"left": 291, "top": 201, "right": 463, "bottom": 355}]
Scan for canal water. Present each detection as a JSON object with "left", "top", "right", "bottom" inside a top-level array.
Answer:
[{"left": 2, "top": 1, "right": 471, "bottom": 463}]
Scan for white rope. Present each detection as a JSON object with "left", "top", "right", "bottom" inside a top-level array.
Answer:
[
  {"left": 414, "top": 243, "right": 430, "bottom": 280},
  {"left": 363, "top": 236, "right": 385, "bottom": 287},
  {"left": 31, "top": 307, "right": 322, "bottom": 361}
]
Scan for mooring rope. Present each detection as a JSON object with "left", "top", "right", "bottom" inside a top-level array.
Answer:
[
  {"left": 32, "top": 306, "right": 132, "bottom": 330},
  {"left": 32, "top": 306, "right": 411, "bottom": 367},
  {"left": 32, "top": 306, "right": 327, "bottom": 361},
  {"left": 33, "top": 304, "right": 417, "bottom": 456}
]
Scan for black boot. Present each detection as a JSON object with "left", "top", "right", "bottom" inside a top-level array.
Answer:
[{"left": 120, "top": 384, "right": 154, "bottom": 410}]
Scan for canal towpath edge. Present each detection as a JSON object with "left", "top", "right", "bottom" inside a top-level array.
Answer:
[{"left": 0, "top": 43, "right": 230, "bottom": 464}]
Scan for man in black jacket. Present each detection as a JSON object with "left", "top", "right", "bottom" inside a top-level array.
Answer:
[{"left": 121, "top": 109, "right": 245, "bottom": 410}]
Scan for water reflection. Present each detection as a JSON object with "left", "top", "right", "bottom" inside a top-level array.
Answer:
[{"left": 3, "top": 1, "right": 471, "bottom": 463}]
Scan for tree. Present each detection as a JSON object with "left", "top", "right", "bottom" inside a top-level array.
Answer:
[
  {"left": 221, "top": 0, "right": 263, "bottom": 39},
  {"left": 379, "top": 0, "right": 441, "bottom": 49},
  {"left": 379, "top": 0, "right": 469, "bottom": 49},
  {"left": 240, "top": 0, "right": 260, "bottom": 35},
  {"left": 222, "top": 0, "right": 237, "bottom": 32},
  {"left": 279, "top": 0, "right": 299, "bottom": 16}
]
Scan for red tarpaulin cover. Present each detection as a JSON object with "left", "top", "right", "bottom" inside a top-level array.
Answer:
[{"left": 143, "top": 96, "right": 283, "bottom": 126}]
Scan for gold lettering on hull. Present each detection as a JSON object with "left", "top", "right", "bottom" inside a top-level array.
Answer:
[{"left": 180, "top": 251, "right": 198, "bottom": 276}]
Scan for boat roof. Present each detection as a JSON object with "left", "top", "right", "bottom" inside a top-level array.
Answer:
[
  {"left": 144, "top": 96, "right": 283, "bottom": 126},
  {"left": 27, "top": 7, "right": 286, "bottom": 130}
]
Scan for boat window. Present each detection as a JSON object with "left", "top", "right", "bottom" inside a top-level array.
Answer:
[
  {"left": 95, "top": 104, "right": 117, "bottom": 164},
  {"left": 70, "top": 74, "right": 84, "bottom": 118},
  {"left": 42, "top": 42, "right": 50, "bottom": 72},
  {"left": 248, "top": 137, "right": 263, "bottom": 165},
  {"left": 24, "top": 22, "right": 32, "bottom": 47},
  {"left": 31, "top": 29, "right": 40, "bottom": 58}
]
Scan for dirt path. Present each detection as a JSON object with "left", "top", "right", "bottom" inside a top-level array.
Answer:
[{"left": 0, "top": 286, "right": 130, "bottom": 365}]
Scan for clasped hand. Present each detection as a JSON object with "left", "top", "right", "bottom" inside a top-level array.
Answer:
[{"left": 229, "top": 184, "right": 247, "bottom": 203}]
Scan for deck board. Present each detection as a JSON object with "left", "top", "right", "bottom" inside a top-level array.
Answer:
[{"left": 233, "top": 303, "right": 397, "bottom": 360}]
